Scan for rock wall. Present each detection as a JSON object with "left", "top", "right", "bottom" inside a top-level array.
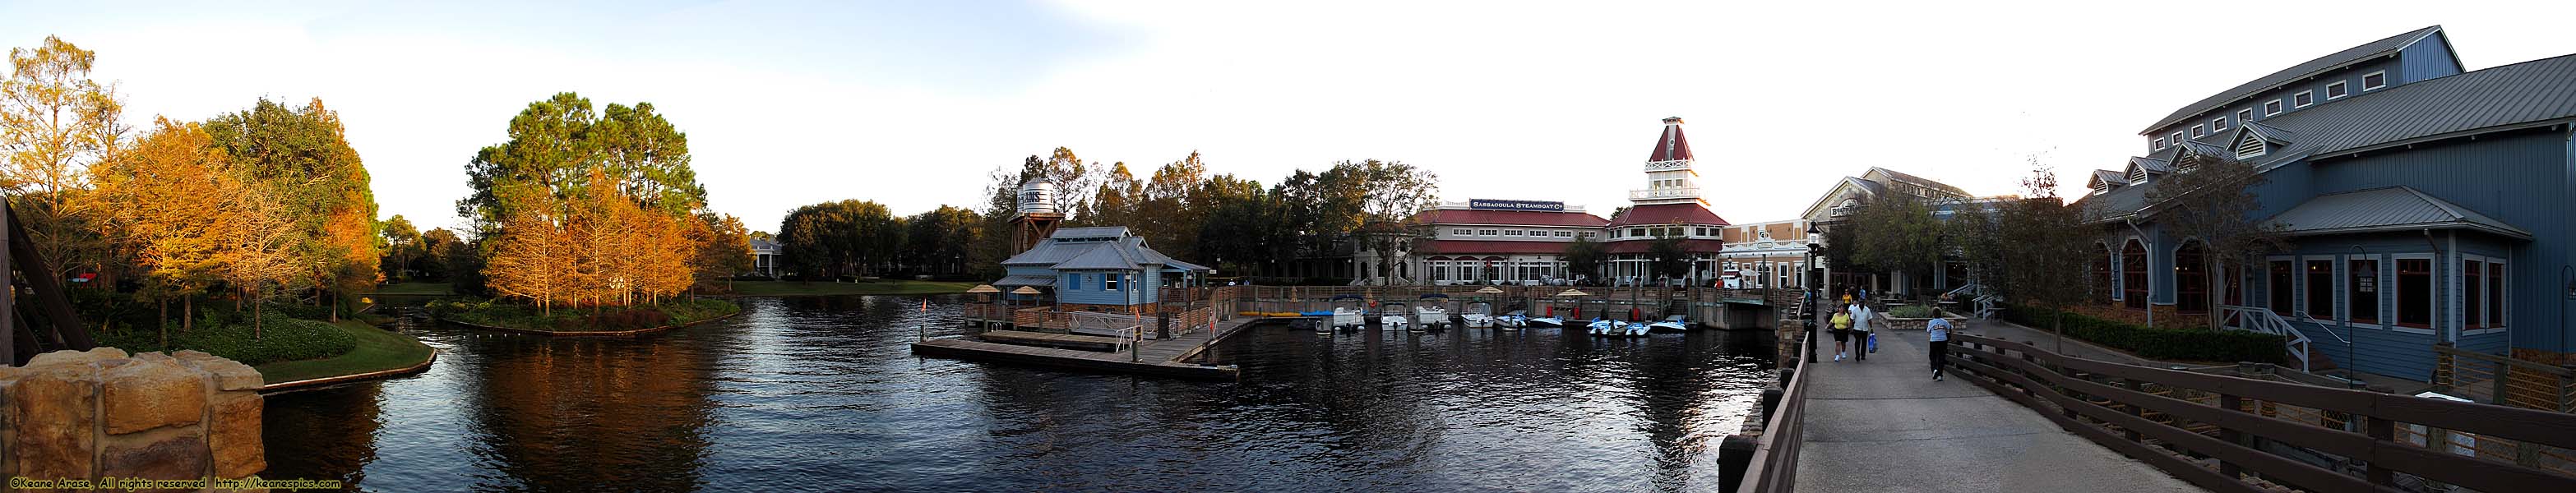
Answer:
[{"left": 2, "top": 348, "right": 264, "bottom": 487}]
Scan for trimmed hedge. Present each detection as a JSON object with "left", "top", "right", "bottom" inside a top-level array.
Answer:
[
  {"left": 2002, "top": 305, "right": 2284, "bottom": 364},
  {"left": 1887, "top": 305, "right": 1936, "bottom": 319},
  {"left": 96, "top": 315, "right": 358, "bottom": 366}
]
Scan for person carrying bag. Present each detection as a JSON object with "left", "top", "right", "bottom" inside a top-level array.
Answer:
[
  {"left": 1852, "top": 303, "right": 1875, "bottom": 360},
  {"left": 1829, "top": 309, "right": 1853, "bottom": 362}
]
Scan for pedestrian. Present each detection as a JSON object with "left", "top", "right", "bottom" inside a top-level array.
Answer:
[
  {"left": 1829, "top": 307, "right": 1852, "bottom": 361},
  {"left": 1926, "top": 316, "right": 1954, "bottom": 380},
  {"left": 1852, "top": 302, "right": 1875, "bottom": 361}
]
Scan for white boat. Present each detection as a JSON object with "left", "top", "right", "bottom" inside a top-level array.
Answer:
[
  {"left": 1646, "top": 315, "right": 1691, "bottom": 332},
  {"left": 1585, "top": 318, "right": 1614, "bottom": 335},
  {"left": 1380, "top": 301, "right": 1412, "bottom": 330},
  {"left": 1415, "top": 294, "right": 1451, "bottom": 330},
  {"left": 1330, "top": 295, "right": 1367, "bottom": 331},
  {"left": 1459, "top": 301, "right": 1496, "bottom": 329},
  {"left": 1494, "top": 309, "right": 1528, "bottom": 329},
  {"left": 1623, "top": 320, "right": 1651, "bottom": 336},
  {"left": 1527, "top": 316, "right": 1565, "bottom": 328}
]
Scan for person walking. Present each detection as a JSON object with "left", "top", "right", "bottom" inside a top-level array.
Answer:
[
  {"left": 1829, "top": 307, "right": 1852, "bottom": 362},
  {"left": 1851, "top": 302, "right": 1875, "bottom": 362},
  {"left": 1926, "top": 316, "right": 1954, "bottom": 380}
]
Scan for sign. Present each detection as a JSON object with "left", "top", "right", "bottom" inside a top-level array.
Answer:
[
  {"left": 1468, "top": 199, "right": 1565, "bottom": 212},
  {"left": 1644, "top": 159, "right": 1690, "bottom": 171}
]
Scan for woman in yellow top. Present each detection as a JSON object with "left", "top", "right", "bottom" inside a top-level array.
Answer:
[{"left": 1829, "top": 310, "right": 1853, "bottom": 362}]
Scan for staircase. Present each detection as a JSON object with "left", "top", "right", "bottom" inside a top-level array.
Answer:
[{"left": 2217, "top": 305, "right": 2330, "bottom": 372}]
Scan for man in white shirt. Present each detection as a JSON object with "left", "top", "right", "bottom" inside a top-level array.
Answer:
[
  {"left": 1850, "top": 303, "right": 1874, "bottom": 361},
  {"left": 1926, "top": 317, "right": 1954, "bottom": 380}
]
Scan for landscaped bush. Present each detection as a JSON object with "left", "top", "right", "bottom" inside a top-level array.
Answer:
[
  {"left": 430, "top": 297, "right": 740, "bottom": 332},
  {"left": 1887, "top": 305, "right": 1936, "bottom": 319},
  {"left": 2001, "top": 305, "right": 2284, "bottom": 364},
  {"left": 95, "top": 314, "right": 357, "bottom": 366}
]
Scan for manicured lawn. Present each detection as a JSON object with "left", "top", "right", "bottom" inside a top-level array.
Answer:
[
  {"left": 255, "top": 320, "right": 436, "bottom": 385},
  {"left": 723, "top": 280, "right": 976, "bottom": 297},
  {"left": 368, "top": 282, "right": 455, "bottom": 296}
]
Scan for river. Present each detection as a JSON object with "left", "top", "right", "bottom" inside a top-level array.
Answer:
[{"left": 264, "top": 296, "right": 1776, "bottom": 492}]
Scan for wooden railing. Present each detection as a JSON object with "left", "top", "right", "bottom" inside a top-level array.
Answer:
[
  {"left": 1948, "top": 333, "right": 2576, "bottom": 492},
  {"left": 1733, "top": 329, "right": 1812, "bottom": 493},
  {"left": 2218, "top": 304, "right": 2318, "bottom": 372},
  {"left": 2435, "top": 343, "right": 2576, "bottom": 413}
]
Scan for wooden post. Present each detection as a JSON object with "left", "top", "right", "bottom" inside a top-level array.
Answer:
[
  {"left": 2218, "top": 394, "right": 2244, "bottom": 478},
  {"left": 2366, "top": 416, "right": 2395, "bottom": 486},
  {"left": 1, "top": 200, "right": 11, "bottom": 366},
  {"left": 2122, "top": 379, "right": 2145, "bottom": 443},
  {"left": 2490, "top": 363, "right": 2512, "bottom": 407},
  {"left": 2434, "top": 343, "right": 2455, "bottom": 394}
]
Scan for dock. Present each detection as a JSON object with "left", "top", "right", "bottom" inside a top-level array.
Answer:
[{"left": 910, "top": 317, "right": 1265, "bottom": 380}]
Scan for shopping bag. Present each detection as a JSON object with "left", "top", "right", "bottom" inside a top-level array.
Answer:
[{"left": 1866, "top": 333, "right": 1878, "bottom": 353}]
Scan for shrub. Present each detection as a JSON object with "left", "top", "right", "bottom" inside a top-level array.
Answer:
[
  {"left": 95, "top": 314, "right": 357, "bottom": 366},
  {"left": 2001, "top": 305, "right": 2283, "bottom": 364},
  {"left": 436, "top": 297, "right": 738, "bottom": 332},
  {"left": 1887, "top": 305, "right": 1936, "bottom": 319}
]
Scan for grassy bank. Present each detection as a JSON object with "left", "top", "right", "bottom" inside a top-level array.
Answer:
[
  {"left": 254, "top": 320, "right": 437, "bottom": 385},
  {"left": 96, "top": 314, "right": 358, "bottom": 366},
  {"left": 428, "top": 297, "right": 741, "bottom": 333},
  {"left": 721, "top": 280, "right": 975, "bottom": 297}
]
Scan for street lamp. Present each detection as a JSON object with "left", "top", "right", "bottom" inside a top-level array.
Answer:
[{"left": 2344, "top": 245, "right": 2363, "bottom": 388}]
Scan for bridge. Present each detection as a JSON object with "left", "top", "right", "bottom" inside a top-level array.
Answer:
[
  {"left": 1727, "top": 316, "right": 2576, "bottom": 493},
  {"left": 2, "top": 203, "right": 95, "bottom": 366}
]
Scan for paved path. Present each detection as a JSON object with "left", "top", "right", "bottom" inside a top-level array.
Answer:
[{"left": 1792, "top": 321, "right": 2207, "bottom": 493}]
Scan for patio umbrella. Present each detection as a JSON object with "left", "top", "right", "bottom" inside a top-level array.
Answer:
[{"left": 966, "top": 284, "right": 1001, "bottom": 294}]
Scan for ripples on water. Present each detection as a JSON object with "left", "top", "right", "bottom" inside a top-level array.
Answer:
[{"left": 265, "top": 296, "right": 1775, "bottom": 492}]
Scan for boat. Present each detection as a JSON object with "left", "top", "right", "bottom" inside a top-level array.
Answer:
[
  {"left": 1329, "top": 294, "right": 1367, "bottom": 331},
  {"left": 1415, "top": 294, "right": 1451, "bottom": 330},
  {"left": 1622, "top": 319, "right": 1651, "bottom": 336},
  {"left": 1380, "top": 301, "right": 1413, "bottom": 331},
  {"left": 1585, "top": 318, "right": 1614, "bottom": 335},
  {"left": 1459, "top": 301, "right": 1496, "bottom": 329},
  {"left": 1527, "top": 314, "right": 1565, "bottom": 328},
  {"left": 1646, "top": 315, "right": 1691, "bottom": 332}
]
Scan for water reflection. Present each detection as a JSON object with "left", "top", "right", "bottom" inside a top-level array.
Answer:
[{"left": 264, "top": 296, "right": 1771, "bottom": 492}]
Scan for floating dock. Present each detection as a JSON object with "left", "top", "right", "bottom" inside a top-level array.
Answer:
[{"left": 910, "top": 317, "right": 1263, "bottom": 380}]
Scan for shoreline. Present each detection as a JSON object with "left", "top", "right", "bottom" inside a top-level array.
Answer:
[
  {"left": 256, "top": 320, "right": 441, "bottom": 394},
  {"left": 436, "top": 310, "right": 745, "bottom": 337},
  {"left": 260, "top": 348, "right": 439, "bottom": 394}
]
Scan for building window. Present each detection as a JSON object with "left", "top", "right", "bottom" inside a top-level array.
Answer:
[
  {"left": 1554, "top": 231, "right": 1572, "bottom": 237},
  {"left": 1504, "top": 229, "right": 1524, "bottom": 237},
  {"left": 2237, "top": 108, "right": 2254, "bottom": 122},
  {"left": 1452, "top": 228, "right": 1471, "bottom": 236},
  {"left": 2362, "top": 71, "right": 2386, "bottom": 90},
  {"left": 1479, "top": 229, "right": 1500, "bottom": 236},
  {"left": 2268, "top": 260, "right": 2293, "bottom": 316},
  {"left": 2153, "top": 137, "right": 2167, "bottom": 150},
  {"left": 1630, "top": 228, "right": 1644, "bottom": 237},
  {"left": 2265, "top": 99, "right": 2283, "bottom": 115},
  {"left": 2465, "top": 259, "right": 2484, "bottom": 329},
  {"left": 2304, "top": 260, "right": 2333, "bottom": 319},
  {"left": 1105, "top": 273, "right": 1120, "bottom": 291},
  {"left": 2191, "top": 125, "right": 2205, "bottom": 138},
  {"left": 2121, "top": 241, "right": 2147, "bottom": 309},
  {"left": 2175, "top": 244, "right": 2206, "bottom": 314},
  {"left": 2293, "top": 90, "right": 2314, "bottom": 108},
  {"left": 2171, "top": 131, "right": 2185, "bottom": 145},
  {"left": 2327, "top": 81, "right": 2348, "bottom": 99},
  {"left": 2213, "top": 117, "right": 2229, "bottom": 131},
  {"left": 2487, "top": 260, "right": 2506, "bottom": 329},
  {"left": 2348, "top": 258, "right": 2378, "bottom": 325},
  {"left": 1579, "top": 232, "right": 1596, "bottom": 240},
  {"left": 2396, "top": 258, "right": 2431, "bottom": 328}
]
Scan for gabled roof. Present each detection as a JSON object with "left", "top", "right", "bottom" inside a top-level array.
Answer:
[
  {"left": 1863, "top": 167, "right": 1969, "bottom": 199},
  {"left": 2130, "top": 155, "right": 2173, "bottom": 173},
  {"left": 2266, "top": 186, "right": 2531, "bottom": 240},
  {"left": 1412, "top": 209, "right": 1611, "bottom": 228},
  {"left": 999, "top": 227, "right": 1209, "bottom": 271},
  {"left": 1607, "top": 203, "right": 1730, "bottom": 227},
  {"left": 1647, "top": 117, "right": 1692, "bottom": 162},
  {"left": 2089, "top": 169, "right": 2129, "bottom": 188},
  {"left": 1050, "top": 226, "right": 1131, "bottom": 239},
  {"left": 2238, "top": 119, "right": 2298, "bottom": 145},
  {"left": 2256, "top": 52, "right": 2576, "bottom": 158},
  {"left": 2143, "top": 25, "right": 2445, "bottom": 133},
  {"left": 1053, "top": 240, "right": 1143, "bottom": 270}
]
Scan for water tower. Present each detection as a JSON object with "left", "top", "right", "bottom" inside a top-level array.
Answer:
[{"left": 1013, "top": 180, "right": 1064, "bottom": 253}]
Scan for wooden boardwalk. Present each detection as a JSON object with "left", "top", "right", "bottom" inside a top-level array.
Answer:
[
  {"left": 976, "top": 329, "right": 1122, "bottom": 351},
  {"left": 910, "top": 317, "right": 1261, "bottom": 380}
]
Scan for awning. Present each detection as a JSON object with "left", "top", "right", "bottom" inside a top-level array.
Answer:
[{"left": 2266, "top": 187, "right": 2532, "bottom": 241}]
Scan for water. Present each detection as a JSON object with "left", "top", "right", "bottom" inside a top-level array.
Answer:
[{"left": 265, "top": 296, "right": 1776, "bottom": 492}]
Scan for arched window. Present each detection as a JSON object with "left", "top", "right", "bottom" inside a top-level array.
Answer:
[
  {"left": 2175, "top": 242, "right": 2208, "bottom": 315},
  {"left": 2121, "top": 240, "right": 2148, "bottom": 309},
  {"left": 2089, "top": 243, "right": 2113, "bottom": 305}
]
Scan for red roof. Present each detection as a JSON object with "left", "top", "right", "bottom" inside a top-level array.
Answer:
[
  {"left": 1647, "top": 117, "right": 1692, "bottom": 162},
  {"left": 1605, "top": 203, "right": 1730, "bottom": 227},
  {"left": 1417, "top": 240, "right": 1578, "bottom": 256},
  {"left": 1602, "top": 238, "right": 1727, "bottom": 254},
  {"left": 1411, "top": 209, "right": 1609, "bottom": 228}
]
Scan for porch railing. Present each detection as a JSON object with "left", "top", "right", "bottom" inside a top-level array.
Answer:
[
  {"left": 2435, "top": 343, "right": 2576, "bottom": 413},
  {"left": 2217, "top": 305, "right": 2317, "bottom": 372}
]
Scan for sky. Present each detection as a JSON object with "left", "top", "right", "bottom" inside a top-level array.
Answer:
[{"left": 8, "top": 0, "right": 2576, "bottom": 234}]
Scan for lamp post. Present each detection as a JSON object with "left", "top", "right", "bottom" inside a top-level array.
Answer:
[
  {"left": 2345, "top": 245, "right": 2363, "bottom": 388},
  {"left": 1806, "top": 223, "right": 1824, "bottom": 364}
]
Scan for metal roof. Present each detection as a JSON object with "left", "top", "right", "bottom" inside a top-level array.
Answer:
[
  {"left": 1864, "top": 167, "right": 1969, "bottom": 199},
  {"left": 2144, "top": 25, "right": 2444, "bottom": 133},
  {"left": 2090, "top": 170, "right": 2128, "bottom": 187},
  {"left": 993, "top": 274, "right": 1056, "bottom": 287},
  {"left": 1049, "top": 226, "right": 1131, "bottom": 239},
  {"left": 2266, "top": 186, "right": 2531, "bottom": 240},
  {"left": 1052, "top": 240, "right": 1144, "bottom": 270},
  {"left": 2255, "top": 52, "right": 2576, "bottom": 157}
]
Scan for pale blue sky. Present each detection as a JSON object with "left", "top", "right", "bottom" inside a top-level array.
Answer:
[{"left": 8, "top": 1, "right": 2576, "bottom": 233}]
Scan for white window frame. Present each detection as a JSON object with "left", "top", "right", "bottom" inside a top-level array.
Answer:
[
  {"left": 1479, "top": 229, "right": 1500, "bottom": 237},
  {"left": 2264, "top": 99, "right": 2283, "bottom": 116},
  {"left": 2264, "top": 255, "right": 2297, "bottom": 311},
  {"left": 2213, "top": 117, "right": 2229, "bottom": 131},
  {"left": 2389, "top": 253, "right": 2438, "bottom": 334},
  {"left": 2298, "top": 255, "right": 2339, "bottom": 324},
  {"left": 2237, "top": 108, "right": 2254, "bottom": 122},
  {"left": 2293, "top": 90, "right": 2315, "bottom": 108},
  {"left": 1452, "top": 228, "right": 1472, "bottom": 236},
  {"left": 2326, "top": 81, "right": 2348, "bottom": 99},
  {"left": 2342, "top": 253, "right": 2385, "bottom": 329},
  {"left": 1105, "top": 273, "right": 1121, "bottom": 291},
  {"left": 2361, "top": 71, "right": 2387, "bottom": 91},
  {"left": 2171, "top": 131, "right": 2185, "bottom": 145},
  {"left": 1554, "top": 231, "right": 1572, "bottom": 237},
  {"left": 2192, "top": 125, "right": 2206, "bottom": 137},
  {"left": 2463, "top": 255, "right": 2509, "bottom": 336},
  {"left": 1503, "top": 229, "right": 1524, "bottom": 237},
  {"left": 2153, "top": 137, "right": 2167, "bottom": 150}
]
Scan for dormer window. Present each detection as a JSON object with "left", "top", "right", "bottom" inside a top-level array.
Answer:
[
  {"left": 2153, "top": 137, "right": 2167, "bottom": 150},
  {"left": 2327, "top": 81, "right": 2348, "bottom": 99},
  {"left": 2237, "top": 108, "right": 2253, "bottom": 122},
  {"left": 2092, "top": 181, "right": 2111, "bottom": 195},
  {"left": 2213, "top": 117, "right": 2229, "bottom": 131},
  {"left": 2362, "top": 71, "right": 2386, "bottom": 90},
  {"left": 2191, "top": 125, "right": 2205, "bottom": 138},
  {"left": 2294, "top": 90, "right": 2314, "bottom": 108},
  {"left": 2264, "top": 99, "right": 2283, "bottom": 116},
  {"left": 2235, "top": 131, "right": 2268, "bottom": 159},
  {"left": 2171, "top": 131, "right": 2185, "bottom": 145},
  {"left": 2127, "top": 165, "right": 2148, "bottom": 185}
]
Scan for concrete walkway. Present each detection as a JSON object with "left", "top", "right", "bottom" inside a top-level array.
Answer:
[{"left": 1792, "top": 322, "right": 2207, "bottom": 493}]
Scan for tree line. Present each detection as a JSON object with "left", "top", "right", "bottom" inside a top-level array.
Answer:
[
  {"left": 774, "top": 148, "right": 1439, "bottom": 283},
  {"left": 2, "top": 36, "right": 381, "bottom": 340}
]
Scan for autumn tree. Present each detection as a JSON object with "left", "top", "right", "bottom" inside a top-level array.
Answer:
[
  {"left": 484, "top": 187, "right": 575, "bottom": 315},
  {"left": 90, "top": 117, "right": 236, "bottom": 340},
  {"left": 223, "top": 187, "right": 311, "bottom": 338},
  {"left": 1997, "top": 161, "right": 2097, "bottom": 353},
  {"left": 2, "top": 35, "right": 125, "bottom": 281},
  {"left": 205, "top": 97, "right": 380, "bottom": 320},
  {"left": 688, "top": 212, "right": 752, "bottom": 293},
  {"left": 463, "top": 93, "right": 715, "bottom": 309}
]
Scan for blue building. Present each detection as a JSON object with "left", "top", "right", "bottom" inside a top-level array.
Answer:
[
  {"left": 992, "top": 226, "right": 1210, "bottom": 311},
  {"left": 2078, "top": 25, "right": 2576, "bottom": 380}
]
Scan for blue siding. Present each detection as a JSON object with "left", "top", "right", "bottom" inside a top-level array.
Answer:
[
  {"left": 2398, "top": 32, "right": 2463, "bottom": 84},
  {"left": 2147, "top": 58, "right": 2404, "bottom": 145},
  {"left": 2459, "top": 331, "right": 2510, "bottom": 355},
  {"left": 2309, "top": 131, "right": 2570, "bottom": 353},
  {"left": 1056, "top": 270, "right": 1149, "bottom": 306},
  {"left": 2294, "top": 319, "right": 2439, "bottom": 380}
]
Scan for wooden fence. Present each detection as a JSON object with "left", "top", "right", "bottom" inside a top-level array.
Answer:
[
  {"left": 2435, "top": 342, "right": 2576, "bottom": 412},
  {"left": 1949, "top": 333, "right": 2576, "bottom": 492},
  {"left": 1733, "top": 329, "right": 1812, "bottom": 493}
]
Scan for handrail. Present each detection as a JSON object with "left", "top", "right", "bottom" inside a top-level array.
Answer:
[
  {"left": 1734, "top": 328, "right": 1812, "bottom": 493},
  {"left": 1947, "top": 332, "right": 2576, "bottom": 492},
  {"left": 2217, "top": 304, "right": 2319, "bottom": 372}
]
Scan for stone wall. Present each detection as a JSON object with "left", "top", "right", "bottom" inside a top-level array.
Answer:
[{"left": 2, "top": 348, "right": 263, "bottom": 488}]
